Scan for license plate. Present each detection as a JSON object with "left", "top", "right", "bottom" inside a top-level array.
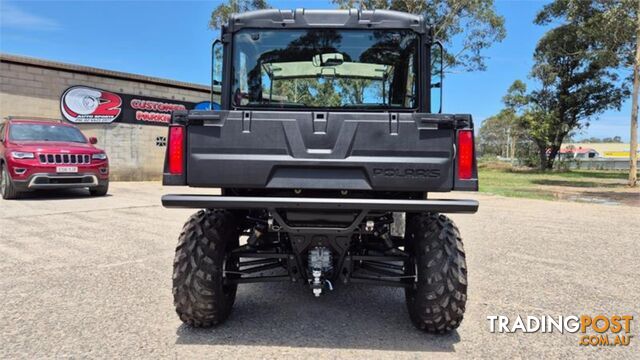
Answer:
[{"left": 56, "top": 166, "right": 78, "bottom": 173}]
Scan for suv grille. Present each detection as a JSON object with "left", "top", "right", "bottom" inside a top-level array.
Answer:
[{"left": 39, "top": 154, "right": 91, "bottom": 164}]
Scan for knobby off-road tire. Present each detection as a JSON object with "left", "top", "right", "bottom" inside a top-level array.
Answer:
[
  {"left": 405, "top": 213, "right": 468, "bottom": 333},
  {"left": 0, "top": 163, "right": 19, "bottom": 200},
  {"left": 173, "top": 209, "right": 241, "bottom": 327}
]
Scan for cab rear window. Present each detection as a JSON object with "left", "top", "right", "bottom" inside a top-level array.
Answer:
[{"left": 232, "top": 29, "right": 419, "bottom": 109}]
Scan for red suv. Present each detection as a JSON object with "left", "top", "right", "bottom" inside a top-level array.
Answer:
[{"left": 0, "top": 118, "right": 109, "bottom": 199}]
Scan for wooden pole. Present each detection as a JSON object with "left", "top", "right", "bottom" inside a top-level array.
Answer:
[{"left": 629, "top": 0, "right": 639, "bottom": 187}]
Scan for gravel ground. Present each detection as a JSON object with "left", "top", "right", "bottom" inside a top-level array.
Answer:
[{"left": 0, "top": 182, "right": 638, "bottom": 359}]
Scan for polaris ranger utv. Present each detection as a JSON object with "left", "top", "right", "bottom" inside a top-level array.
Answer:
[{"left": 162, "top": 8, "right": 478, "bottom": 333}]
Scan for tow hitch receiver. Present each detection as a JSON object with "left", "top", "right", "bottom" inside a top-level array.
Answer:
[{"left": 309, "top": 247, "right": 333, "bottom": 296}]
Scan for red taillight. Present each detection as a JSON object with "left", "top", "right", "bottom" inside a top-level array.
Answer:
[
  {"left": 457, "top": 130, "right": 474, "bottom": 180},
  {"left": 168, "top": 126, "right": 184, "bottom": 175}
]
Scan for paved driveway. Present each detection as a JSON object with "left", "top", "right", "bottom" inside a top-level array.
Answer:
[{"left": 1, "top": 183, "right": 638, "bottom": 358}]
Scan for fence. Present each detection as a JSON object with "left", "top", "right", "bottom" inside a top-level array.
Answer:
[{"left": 566, "top": 158, "right": 639, "bottom": 171}]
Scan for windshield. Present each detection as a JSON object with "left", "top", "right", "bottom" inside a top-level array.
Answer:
[
  {"left": 9, "top": 124, "right": 87, "bottom": 143},
  {"left": 232, "top": 29, "right": 419, "bottom": 109}
]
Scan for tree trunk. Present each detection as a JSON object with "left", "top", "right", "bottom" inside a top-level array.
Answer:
[
  {"left": 538, "top": 145, "right": 548, "bottom": 171},
  {"left": 630, "top": 0, "right": 640, "bottom": 187},
  {"left": 547, "top": 144, "right": 560, "bottom": 170}
]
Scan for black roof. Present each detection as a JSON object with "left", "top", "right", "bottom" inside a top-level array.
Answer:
[{"left": 226, "top": 9, "right": 427, "bottom": 34}]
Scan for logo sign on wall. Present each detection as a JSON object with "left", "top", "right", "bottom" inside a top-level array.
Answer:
[
  {"left": 61, "top": 86, "right": 122, "bottom": 123},
  {"left": 60, "top": 85, "right": 200, "bottom": 126}
]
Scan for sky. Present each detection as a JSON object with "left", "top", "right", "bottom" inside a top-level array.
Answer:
[{"left": 0, "top": 0, "right": 635, "bottom": 142}]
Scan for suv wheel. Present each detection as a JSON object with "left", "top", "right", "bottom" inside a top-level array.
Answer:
[
  {"left": 89, "top": 180, "right": 109, "bottom": 196},
  {"left": 405, "top": 213, "right": 467, "bottom": 333},
  {"left": 172, "top": 209, "right": 241, "bottom": 327},
  {"left": 0, "top": 163, "right": 19, "bottom": 200}
]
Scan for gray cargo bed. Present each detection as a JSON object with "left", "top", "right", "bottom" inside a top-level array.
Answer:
[{"left": 172, "top": 110, "right": 475, "bottom": 192}]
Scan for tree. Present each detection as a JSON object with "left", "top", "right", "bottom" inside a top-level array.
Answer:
[
  {"left": 479, "top": 81, "right": 527, "bottom": 158},
  {"left": 209, "top": 0, "right": 269, "bottom": 30},
  {"left": 506, "top": 2, "right": 631, "bottom": 170},
  {"left": 313, "top": 79, "right": 343, "bottom": 107},
  {"left": 576, "top": 136, "right": 623, "bottom": 143},
  {"left": 270, "top": 78, "right": 314, "bottom": 104},
  {"left": 338, "top": 79, "right": 371, "bottom": 105},
  {"left": 478, "top": 110, "right": 517, "bottom": 157},
  {"left": 534, "top": 0, "right": 638, "bottom": 182},
  {"left": 332, "top": 0, "right": 506, "bottom": 72},
  {"left": 479, "top": 81, "right": 536, "bottom": 164}
]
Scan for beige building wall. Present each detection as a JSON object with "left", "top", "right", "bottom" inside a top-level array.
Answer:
[{"left": 1, "top": 54, "right": 216, "bottom": 180}]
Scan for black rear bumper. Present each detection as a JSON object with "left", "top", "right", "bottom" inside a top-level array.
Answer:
[{"left": 161, "top": 194, "right": 479, "bottom": 213}]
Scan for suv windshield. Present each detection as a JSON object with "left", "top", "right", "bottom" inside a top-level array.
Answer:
[
  {"left": 232, "top": 29, "right": 419, "bottom": 109},
  {"left": 9, "top": 124, "right": 87, "bottom": 143}
]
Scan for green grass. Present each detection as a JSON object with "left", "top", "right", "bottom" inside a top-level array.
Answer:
[
  {"left": 555, "top": 170, "right": 629, "bottom": 180},
  {"left": 478, "top": 168, "right": 631, "bottom": 201}
]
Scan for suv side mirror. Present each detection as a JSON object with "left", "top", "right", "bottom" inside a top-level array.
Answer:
[
  {"left": 89, "top": 137, "right": 98, "bottom": 145},
  {"left": 430, "top": 42, "right": 444, "bottom": 114}
]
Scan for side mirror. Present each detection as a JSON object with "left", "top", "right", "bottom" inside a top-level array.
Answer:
[
  {"left": 212, "top": 39, "right": 223, "bottom": 91},
  {"left": 89, "top": 137, "right": 98, "bottom": 145},
  {"left": 430, "top": 41, "right": 444, "bottom": 114}
]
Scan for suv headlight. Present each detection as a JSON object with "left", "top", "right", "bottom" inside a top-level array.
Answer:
[
  {"left": 11, "top": 151, "right": 35, "bottom": 159},
  {"left": 92, "top": 153, "right": 108, "bottom": 160}
]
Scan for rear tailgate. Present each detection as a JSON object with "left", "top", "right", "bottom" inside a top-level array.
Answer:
[{"left": 168, "top": 110, "right": 475, "bottom": 192}]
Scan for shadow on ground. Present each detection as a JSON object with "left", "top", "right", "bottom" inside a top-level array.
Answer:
[
  {"left": 530, "top": 179, "right": 621, "bottom": 188},
  {"left": 14, "top": 189, "right": 111, "bottom": 201},
  {"left": 175, "top": 282, "right": 460, "bottom": 352},
  {"left": 565, "top": 191, "right": 640, "bottom": 207}
]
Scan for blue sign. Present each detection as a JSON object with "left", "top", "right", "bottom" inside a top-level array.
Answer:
[{"left": 194, "top": 101, "right": 221, "bottom": 110}]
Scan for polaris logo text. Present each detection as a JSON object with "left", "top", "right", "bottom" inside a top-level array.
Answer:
[{"left": 373, "top": 168, "right": 440, "bottom": 178}]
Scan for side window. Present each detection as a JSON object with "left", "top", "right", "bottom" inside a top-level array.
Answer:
[{"left": 0, "top": 124, "right": 5, "bottom": 142}]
